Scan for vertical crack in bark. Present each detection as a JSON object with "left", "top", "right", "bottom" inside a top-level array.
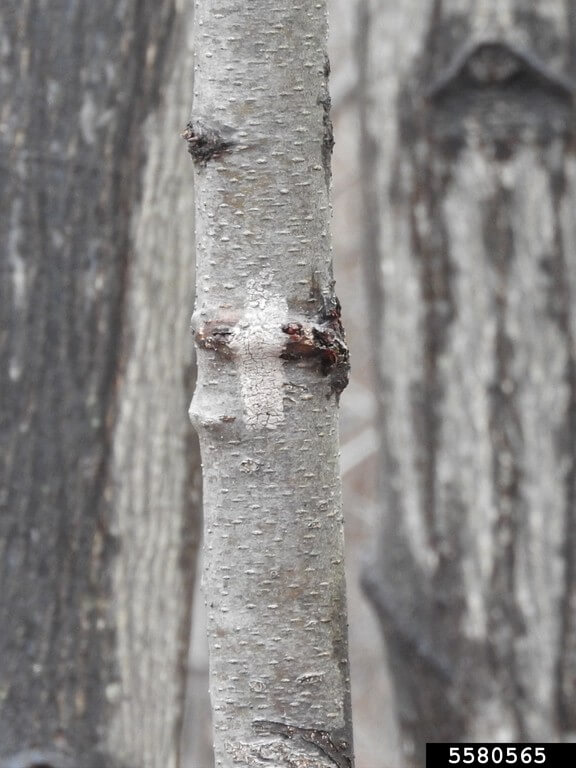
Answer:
[{"left": 319, "top": 54, "right": 334, "bottom": 191}]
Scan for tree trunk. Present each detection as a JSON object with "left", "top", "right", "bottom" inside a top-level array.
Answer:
[
  {"left": 0, "top": 3, "right": 200, "bottom": 767},
  {"left": 187, "top": 1, "right": 354, "bottom": 766},
  {"left": 358, "top": 1, "right": 576, "bottom": 763}
]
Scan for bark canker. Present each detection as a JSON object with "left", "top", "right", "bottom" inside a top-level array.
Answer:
[{"left": 194, "top": 295, "right": 350, "bottom": 403}]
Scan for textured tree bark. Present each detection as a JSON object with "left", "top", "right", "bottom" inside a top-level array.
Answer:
[
  {"left": 358, "top": 1, "right": 576, "bottom": 763},
  {"left": 188, "top": 1, "right": 354, "bottom": 767},
  {"left": 0, "top": 3, "right": 200, "bottom": 767}
]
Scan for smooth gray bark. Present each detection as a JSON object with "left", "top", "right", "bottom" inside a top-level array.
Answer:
[
  {"left": 188, "top": 1, "right": 354, "bottom": 766},
  {"left": 0, "top": 3, "right": 200, "bottom": 766},
  {"left": 359, "top": 1, "right": 576, "bottom": 764}
]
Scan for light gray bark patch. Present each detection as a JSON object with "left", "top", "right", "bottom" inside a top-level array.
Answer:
[
  {"left": 226, "top": 276, "right": 288, "bottom": 430},
  {"left": 194, "top": 283, "right": 289, "bottom": 429},
  {"left": 228, "top": 739, "right": 335, "bottom": 768}
]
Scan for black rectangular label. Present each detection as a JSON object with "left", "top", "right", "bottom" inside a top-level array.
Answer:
[{"left": 427, "top": 744, "right": 573, "bottom": 768}]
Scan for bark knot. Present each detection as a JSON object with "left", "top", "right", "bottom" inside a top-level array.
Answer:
[
  {"left": 195, "top": 321, "right": 235, "bottom": 357},
  {"left": 252, "top": 720, "right": 352, "bottom": 768},
  {"left": 182, "top": 117, "right": 236, "bottom": 165}
]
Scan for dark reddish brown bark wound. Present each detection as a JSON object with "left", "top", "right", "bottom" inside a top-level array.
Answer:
[{"left": 280, "top": 296, "right": 349, "bottom": 400}]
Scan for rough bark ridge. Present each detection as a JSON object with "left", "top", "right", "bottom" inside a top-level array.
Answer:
[
  {"left": 189, "top": 1, "right": 354, "bottom": 766},
  {"left": 359, "top": 0, "right": 576, "bottom": 762},
  {"left": 0, "top": 2, "right": 200, "bottom": 766}
]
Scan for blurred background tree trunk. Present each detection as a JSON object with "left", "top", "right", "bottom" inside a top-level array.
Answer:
[
  {"left": 0, "top": 2, "right": 201, "bottom": 766},
  {"left": 358, "top": 1, "right": 576, "bottom": 764}
]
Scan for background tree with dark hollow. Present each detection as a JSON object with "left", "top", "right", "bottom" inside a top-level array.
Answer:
[{"left": 358, "top": 1, "right": 576, "bottom": 763}]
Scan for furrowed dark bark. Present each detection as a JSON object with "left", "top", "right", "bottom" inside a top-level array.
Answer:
[
  {"left": 0, "top": 3, "right": 200, "bottom": 766},
  {"left": 358, "top": 1, "right": 576, "bottom": 764}
]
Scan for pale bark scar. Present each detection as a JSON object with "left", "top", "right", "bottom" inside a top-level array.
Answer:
[{"left": 229, "top": 277, "right": 288, "bottom": 430}]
